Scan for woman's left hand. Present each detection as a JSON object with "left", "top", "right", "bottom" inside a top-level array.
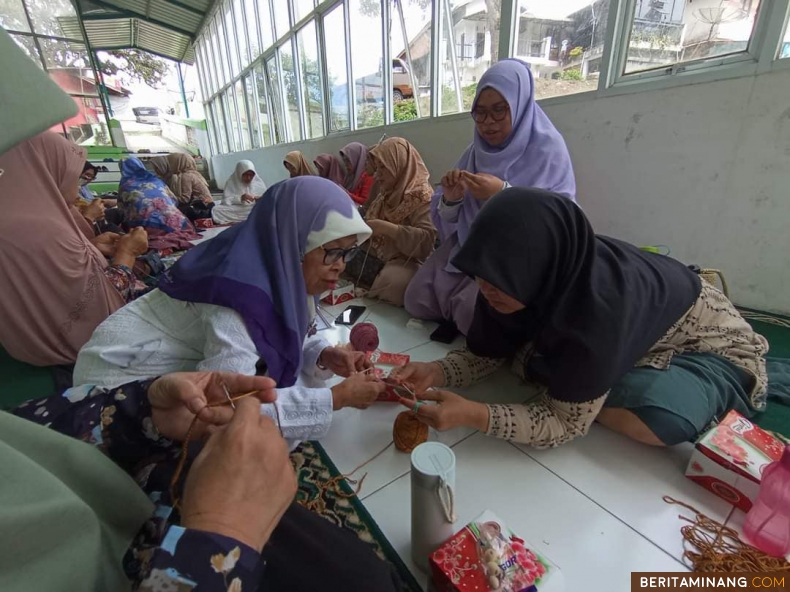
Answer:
[
  {"left": 319, "top": 346, "right": 373, "bottom": 377},
  {"left": 91, "top": 232, "right": 120, "bottom": 257},
  {"left": 147, "top": 371, "right": 277, "bottom": 441},
  {"left": 460, "top": 172, "right": 505, "bottom": 201},
  {"left": 399, "top": 389, "right": 490, "bottom": 432},
  {"left": 367, "top": 219, "right": 397, "bottom": 238},
  {"left": 241, "top": 193, "right": 256, "bottom": 204}
]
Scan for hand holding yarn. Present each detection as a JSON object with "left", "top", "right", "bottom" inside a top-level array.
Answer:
[{"left": 319, "top": 345, "right": 372, "bottom": 377}]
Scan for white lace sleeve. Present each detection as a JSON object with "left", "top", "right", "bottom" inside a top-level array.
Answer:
[
  {"left": 261, "top": 385, "right": 333, "bottom": 450},
  {"left": 196, "top": 305, "right": 260, "bottom": 375},
  {"left": 195, "top": 305, "right": 334, "bottom": 449}
]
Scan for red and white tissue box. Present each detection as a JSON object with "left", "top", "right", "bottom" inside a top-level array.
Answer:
[
  {"left": 686, "top": 410, "right": 785, "bottom": 511},
  {"left": 430, "top": 510, "right": 559, "bottom": 592},
  {"left": 320, "top": 279, "right": 355, "bottom": 305}
]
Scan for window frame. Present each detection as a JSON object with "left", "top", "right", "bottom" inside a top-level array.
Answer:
[{"left": 194, "top": 0, "right": 790, "bottom": 153}]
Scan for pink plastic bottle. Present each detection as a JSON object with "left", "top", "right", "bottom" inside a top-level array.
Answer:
[{"left": 743, "top": 445, "right": 790, "bottom": 557}]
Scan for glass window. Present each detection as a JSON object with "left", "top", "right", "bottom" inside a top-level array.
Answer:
[
  {"left": 257, "top": 0, "right": 274, "bottom": 51},
  {"left": 293, "top": 0, "right": 314, "bottom": 23},
  {"left": 202, "top": 40, "right": 217, "bottom": 97},
  {"left": 272, "top": 0, "right": 290, "bottom": 40},
  {"left": 323, "top": 4, "right": 350, "bottom": 132},
  {"left": 224, "top": 2, "right": 241, "bottom": 77},
  {"left": 390, "top": 0, "right": 432, "bottom": 121},
  {"left": 39, "top": 38, "right": 88, "bottom": 72},
  {"left": 224, "top": 89, "right": 241, "bottom": 151},
  {"left": 0, "top": 0, "right": 31, "bottom": 32},
  {"left": 26, "top": 0, "right": 79, "bottom": 38},
  {"left": 214, "top": 98, "right": 230, "bottom": 153},
  {"left": 623, "top": 0, "right": 762, "bottom": 75},
  {"left": 205, "top": 101, "right": 219, "bottom": 154},
  {"left": 233, "top": 0, "right": 250, "bottom": 68},
  {"left": 349, "top": 0, "right": 384, "bottom": 128},
  {"left": 208, "top": 26, "right": 221, "bottom": 92},
  {"left": 195, "top": 41, "right": 209, "bottom": 100},
  {"left": 10, "top": 34, "right": 42, "bottom": 66},
  {"left": 297, "top": 20, "right": 324, "bottom": 139},
  {"left": 245, "top": 75, "right": 262, "bottom": 147},
  {"left": 245, "top": 0, "right": 261, "bottom": 60},
  {"left": 235, "top": 79, "right": 252, "bottom": 150},
  {"left": 436, "top": 0, "right": 504, "bottom": 115},
  {"left": 279, "top": 40, "right": 303, "bottom": 141},
  {"left": 265, "top": 55, "right": 285, "bottom": 143},
  {"left": 780, "top": 15, "right": 790, "bottom": 59},
  {"left": 509, "top": 0, "right": 597, "bottom": 101},
  {"left": 214, "top": 17, "right": 230, "bottom": 86},
  {"left": 253, "top": 64, "right": 273, "bottom": 146}
]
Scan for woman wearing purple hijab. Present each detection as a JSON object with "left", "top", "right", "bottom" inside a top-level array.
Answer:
[
  {"left": 74, "top": 177, "right": 386, "bottom": 449},
  {"left": 404, "top": 59, "right": 576, "bottom": 336}
]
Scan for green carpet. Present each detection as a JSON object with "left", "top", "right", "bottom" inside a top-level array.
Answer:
[{"left": 292, "top": 441, "right": 422, "bottom": 592}]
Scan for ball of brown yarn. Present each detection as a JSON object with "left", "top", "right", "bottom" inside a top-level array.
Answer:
[
  {"left": 349, "top": 322, "right": 379, "bottom": 352},
  {"left": 393, "top": 411, "right": 429, "bottom": 453}
]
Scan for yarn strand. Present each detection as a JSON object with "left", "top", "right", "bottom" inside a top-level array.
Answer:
[{"left": 663, "top": 496, "right": 790, "bottom": 572}]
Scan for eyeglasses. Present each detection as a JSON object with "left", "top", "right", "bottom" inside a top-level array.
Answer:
[
  {"left": 471, "top": 104, "right": 510, "bottom": 124},
  {"left": 321, "top": 245, "right": 360, "bottom": 265}
]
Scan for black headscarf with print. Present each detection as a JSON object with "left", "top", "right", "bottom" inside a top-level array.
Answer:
[{"left": 453, "top": 188, "right": 701, "bottom": 403}]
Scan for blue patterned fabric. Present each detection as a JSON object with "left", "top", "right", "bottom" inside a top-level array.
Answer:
[{"left": 119, "top": 158, "right": 191, "bottom": 233}]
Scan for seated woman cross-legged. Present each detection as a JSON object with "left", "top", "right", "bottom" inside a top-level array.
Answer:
[
  {"left": 75, "top": 177, "right": 386, "bottom": 449},
  {"left": 393, "top": 188, "right": 771, "bottom": 448},
  {"left": 212, "top": 160, "right": 267, "bottom": 225},
  {"left": 405, "top": 59, "right": 576, "bottom": 337},
  {"left": 0, "top": 132, "right": 149, "bottom": 367},
  {"left": 348, "top": 137, "right": 437, "bottom": 306}
]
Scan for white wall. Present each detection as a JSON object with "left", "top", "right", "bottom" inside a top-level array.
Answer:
[{"left": 212, "top": 67, "right": 790, "bottom": 314}]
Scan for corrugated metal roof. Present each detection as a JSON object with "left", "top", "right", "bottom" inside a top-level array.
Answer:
[{"left": 73, "top": 0, "right": 215, "bottom": 63}]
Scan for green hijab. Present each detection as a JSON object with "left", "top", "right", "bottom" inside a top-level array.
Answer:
[{"left": 0, "top": 411, "right": 154, "bottom": 591}]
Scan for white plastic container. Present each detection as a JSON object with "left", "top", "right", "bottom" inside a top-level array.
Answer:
[{"left": 410, "top": 442, "right": 457, "bottom": 572}]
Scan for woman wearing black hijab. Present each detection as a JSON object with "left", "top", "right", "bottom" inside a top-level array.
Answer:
[{"left": 394, "top": 188, "right": 769, "bottom": 447}]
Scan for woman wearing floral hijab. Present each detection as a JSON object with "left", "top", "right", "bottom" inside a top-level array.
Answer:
[{"left": 353, "top": 137, "right": 436, "bottom": 306}]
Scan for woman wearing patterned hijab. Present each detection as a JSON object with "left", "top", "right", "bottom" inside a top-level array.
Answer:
[
  {"left": 405, "top": 59, "right": 576, "bottom": 337},
  {"left": 354, "top": 137, "right": 436, "bottom": 306}
]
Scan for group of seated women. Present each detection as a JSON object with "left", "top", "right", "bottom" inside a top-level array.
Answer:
[
  {"left": 1, "top": 52, "right": 786, "bottom": 591},
  {"left": 282, "top": 141, "right": 377, "bottom": 206}
]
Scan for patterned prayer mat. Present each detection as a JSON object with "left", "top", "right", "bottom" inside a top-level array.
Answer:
[{"left": 291, "top": 441, "right": 423, "bottom": 592}]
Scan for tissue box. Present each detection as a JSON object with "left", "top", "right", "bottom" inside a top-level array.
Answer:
[
  {"left": 430, "top": 510, "right": 557, "bottom": 592},
  {"left": 686, "top": 410, "right": 785, "bottom": 511},
  {"left": 320, "top": 279, "right": 355, "bottom": 305}
]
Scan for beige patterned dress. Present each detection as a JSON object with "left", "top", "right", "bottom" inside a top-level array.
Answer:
[{"left": 435, "top": 283, "right": 768, "bottom": 448}]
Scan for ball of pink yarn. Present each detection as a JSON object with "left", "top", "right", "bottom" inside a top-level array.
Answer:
[{"left": 350, "top": 322, "right": 379, "bottom": 352}]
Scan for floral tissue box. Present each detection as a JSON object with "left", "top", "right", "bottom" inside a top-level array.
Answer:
[
  {"left": 686, "top": 410, "right": 785, "bottom": 511},
  {"left": 429, "top": 510, "right": 561, "bottom": 592}
]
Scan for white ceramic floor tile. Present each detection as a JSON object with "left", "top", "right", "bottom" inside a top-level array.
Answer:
[
  {"left": 403, "top": 340, "right": 537, "bottom": 406},
  {"left": 362, "top": 433, "right": 685, "bottom": 592},
  {"left": 514, "top": 425, "right": 734, "bottom": 563},
  {"left": 320, "top": 403, "right": 475, "bottom": 500}
]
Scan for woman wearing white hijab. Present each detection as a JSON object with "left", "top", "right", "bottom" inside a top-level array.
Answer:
[{"left": 212, "top": 160, "right": 268, "bottom": 225}]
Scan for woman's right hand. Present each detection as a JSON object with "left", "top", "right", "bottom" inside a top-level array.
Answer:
[
  {"left": 241, "top": 193, "right": 255, "bottom": 204},
  {"left": 389, "top": 362, "right": 445, "bottom": 394},
  {"left": 441, "top": 169, "right": 465, "bottom": 202},
  {"left": 331, "top": 372, "right": 386, "bottom": 410},
  {"left": 117, "top": 227, "right": 149, "bottom": 257},
  {"left": 180, "top": 397, "right": 296, "bottom": 552}
]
